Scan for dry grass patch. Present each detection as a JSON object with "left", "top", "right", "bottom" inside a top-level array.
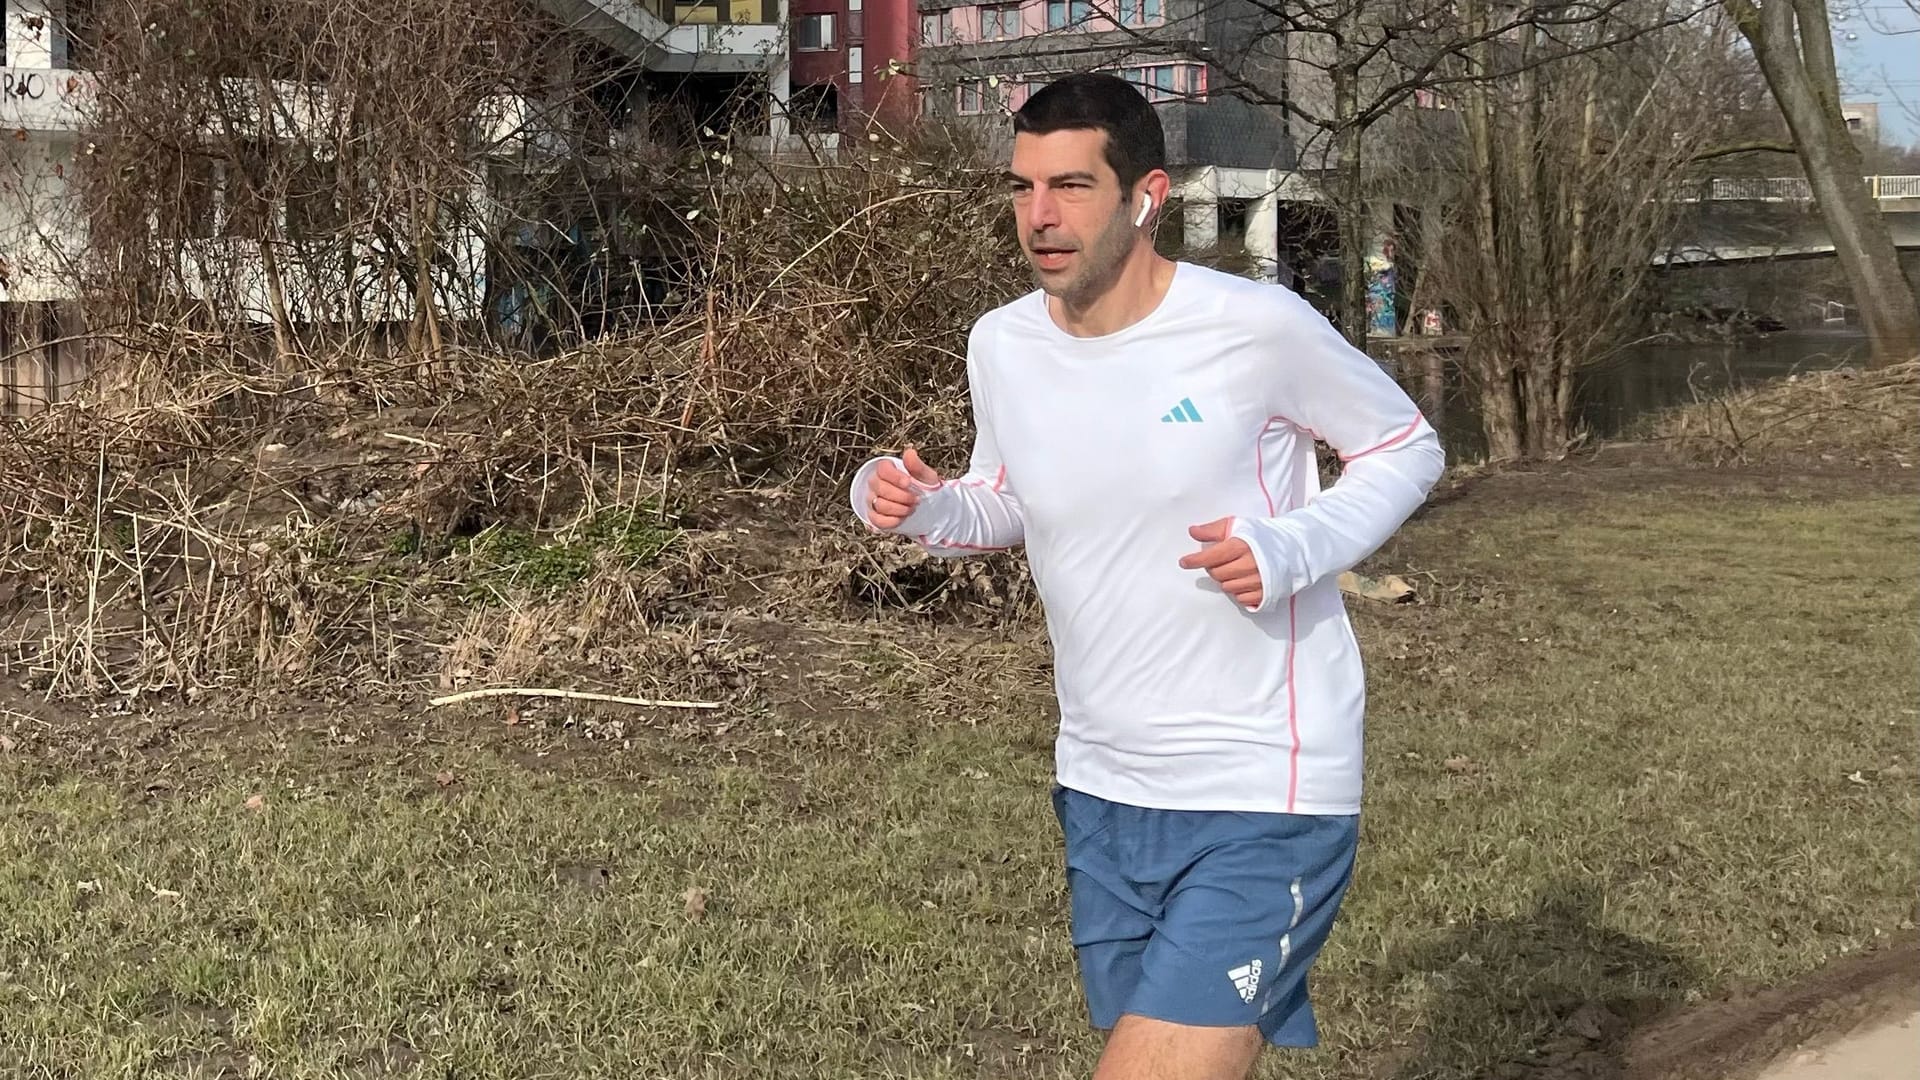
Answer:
[{"left": 3, "top": 474, "right": 1914, "bottom": 1079}]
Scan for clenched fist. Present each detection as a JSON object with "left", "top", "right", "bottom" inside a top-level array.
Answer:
[
  {"left": 868, "top": 446, "right": 943, "bottom": 530},
  {"left": 1179, "top": 517, "right": 1264, "bottom": 609}
]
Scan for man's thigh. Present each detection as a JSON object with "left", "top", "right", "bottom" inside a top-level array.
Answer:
[
  {"left": 1054, "top": 787, "right": 1360, "bottom": 1054},
  {"left": 1131, "top": 812, "right": 1358, "bottom": 1048},
  {"left": 1093, "top": 1014, "right": 1263, "bottom": 1080}
]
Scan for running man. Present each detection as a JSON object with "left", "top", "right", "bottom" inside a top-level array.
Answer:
[{"left": 849, "top": 73, "right": 1445, "bottom": 1080}]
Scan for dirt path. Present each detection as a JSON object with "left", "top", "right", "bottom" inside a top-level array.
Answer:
[
  {"left": 1624, "top": 936, "right": 1918, "bottom": 1080},
  {"left": 1751, "top": 1009, "right": 1918, "bottom": 1080}
]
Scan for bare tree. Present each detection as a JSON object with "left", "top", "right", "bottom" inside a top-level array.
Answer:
[
  {"left": 1725, "top": 0, "right": 1920, "bottom": 366},
  {"left": 1417, "top": 0, "right": 1740, "bottom": 459}
]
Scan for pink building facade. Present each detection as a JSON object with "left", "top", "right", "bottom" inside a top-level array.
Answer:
[{"left": 789, "top": 0, "right": 919, "bottom": 135}]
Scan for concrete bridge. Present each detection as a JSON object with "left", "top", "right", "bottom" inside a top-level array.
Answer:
[{"left": 1656, "top": 175, "right": 1920, "bottom": 265}]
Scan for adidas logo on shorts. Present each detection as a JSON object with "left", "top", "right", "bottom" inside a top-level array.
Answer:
[{"left": 1227, "top": 959, "right": 1262, "bottom": 1004}]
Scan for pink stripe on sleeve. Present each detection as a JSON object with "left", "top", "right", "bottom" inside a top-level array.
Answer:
[{"left": 1338, "top": 416, "right": 1424, "bottom": 463}]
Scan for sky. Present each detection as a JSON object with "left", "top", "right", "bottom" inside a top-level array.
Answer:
[{"left": 1833, "top": 1, "right": 1920, "bottom": 148}]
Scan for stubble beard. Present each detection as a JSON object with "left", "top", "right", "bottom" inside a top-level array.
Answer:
[{"left": 1034, "top": 205, "right": 1137, "bottom": 309}]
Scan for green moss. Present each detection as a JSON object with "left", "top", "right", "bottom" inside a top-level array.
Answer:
[{"left": 455, "top": 505, "right": 680, "bottom": 601}]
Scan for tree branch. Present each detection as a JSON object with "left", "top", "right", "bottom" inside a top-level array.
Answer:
[{"left": 1689, "top": 139, "right": 1797, "bottom": 161}]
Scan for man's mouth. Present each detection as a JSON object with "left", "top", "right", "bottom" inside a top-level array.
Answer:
[{"left": 1029, "top": 244, "right": 1075, "bottom": 271}]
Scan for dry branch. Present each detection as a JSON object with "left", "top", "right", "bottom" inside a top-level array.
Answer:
[{"left": 427, "top": 686, "right": 720, "bottom": 710}]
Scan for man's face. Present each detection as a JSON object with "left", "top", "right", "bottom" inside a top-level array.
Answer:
[{"left": 1007, "top": 128, "right": 1139, "bottom": 304}]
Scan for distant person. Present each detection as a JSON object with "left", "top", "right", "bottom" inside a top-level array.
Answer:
[{"left": 849, "top": 73, "right": 1443, "bottom": 1080}]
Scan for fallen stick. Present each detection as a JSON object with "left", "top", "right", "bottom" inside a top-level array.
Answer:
[
  {"left": 427, "top": 687, "right": 722, "bottom": 710},
  {"left": 382, "top": 431, "right": 449, "bottom": 451}
]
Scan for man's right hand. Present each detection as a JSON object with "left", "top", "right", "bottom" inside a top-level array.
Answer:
[{"left": 868, "top": 446, "right": 943, "bottom": 530}]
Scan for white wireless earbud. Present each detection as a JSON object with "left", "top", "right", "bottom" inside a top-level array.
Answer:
[{"left": 1134, "top": 193, "right": 1154, "bottom": 227}]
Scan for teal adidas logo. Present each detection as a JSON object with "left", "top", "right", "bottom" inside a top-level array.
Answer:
[{"left": 1160, "top": 397, "right": 1203, "bottom": 423}]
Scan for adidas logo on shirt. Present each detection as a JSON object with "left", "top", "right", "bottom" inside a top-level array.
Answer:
[
  {"left": 1160, "top": 397, "right": 1203, "bottom": 423},
  {"left": 1228, "top": 959, "right": 1262, "bottom": 1003}
]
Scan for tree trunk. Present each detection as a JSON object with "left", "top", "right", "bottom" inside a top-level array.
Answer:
[
  {"left": 1420, "top": 349, "right": 1447, "bottom": 428},
  {"left": 258, "top": 238, "right": 298, "bottom": 369},
  {"left": 413, "top": 187, "right": 445, "bottom": 363},
  {"left": 1462, "top": 0, "right": 1501, "bottom": 331},
  {"left": 1333, "top": 60, "right": 1370, "bottom": 348},
  {"left": 1461, "top": 0, "right": 1529, "bottom": 461},
  {"left": 1729, "top": 0, "right": 1920, "bottom": 366},
  {"left": 1480, "top": 355, "right": 1526, "bottom": 461},
  {"left": 1523, "top": 362, "right": 1565, "bottom": 456},
  {"left": 1554, "top": 344, "right": 1578, "bottom": 444},
  {"left": 248, "top": 73, "right": 298, "bottom": 369}
]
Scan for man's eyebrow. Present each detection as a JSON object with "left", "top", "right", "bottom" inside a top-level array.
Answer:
[{"left": 1000, "top": 170, "right": 1099, "bottom": 185}]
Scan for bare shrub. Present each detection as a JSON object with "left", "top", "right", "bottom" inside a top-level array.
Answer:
[
  {"left": 1647, "top": 361, "right": 1920, "bottom": 466},
  {"left": 3, "top": 4, "right": 1031, "bottom": 698}
]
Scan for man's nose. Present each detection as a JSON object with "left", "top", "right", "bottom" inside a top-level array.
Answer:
[{"left": 1027, "top": 185, "right": 1062, "bottom": 230}]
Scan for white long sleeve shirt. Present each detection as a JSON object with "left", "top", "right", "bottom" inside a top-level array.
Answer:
[{"left": 850, "top": 263, "right": 1444, "bottom": 814}]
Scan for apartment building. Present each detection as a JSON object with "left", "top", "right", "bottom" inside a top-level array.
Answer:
[
  {"left": 787, "top": 0, "right": 919, "bottom": 139},
  {"left": 910, "top": 0, "right": 1319, "bottom": 285},
  {"left": 0, "top": 0, "right": 793, "bottom": 413}
]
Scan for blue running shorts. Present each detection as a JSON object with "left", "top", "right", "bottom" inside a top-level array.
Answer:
[{"left": 1050, "top": 784, "right": 1360, "bottom": 1047}]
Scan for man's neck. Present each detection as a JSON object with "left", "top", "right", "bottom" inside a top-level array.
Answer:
[{"left": 1049, "top": 249, "right": 1178, "bottom": 338}]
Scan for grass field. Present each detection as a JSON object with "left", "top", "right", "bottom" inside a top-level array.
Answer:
[{"left": 2, "top": 463, "right": 1915, "bottom": 1079}]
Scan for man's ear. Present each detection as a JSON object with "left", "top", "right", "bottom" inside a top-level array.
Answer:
[{"left": 1137, "top": 169, "right": 1174, "bottom": 226}]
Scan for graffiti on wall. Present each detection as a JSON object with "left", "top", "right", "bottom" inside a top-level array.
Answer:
[
  {"left": 1365, "top": 237, "right": 1398, "bottom": 336},
  {"left": 3, "top": 71, "right": 49, "bottom": 100}
]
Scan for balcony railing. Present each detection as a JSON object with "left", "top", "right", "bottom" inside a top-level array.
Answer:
[{"left": 649, "top": 0, "right": 780, "bottom": 23}]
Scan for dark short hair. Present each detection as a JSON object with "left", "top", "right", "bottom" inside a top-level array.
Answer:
[{"left": 1013, "top": 71, "right": 1167, "bottom": 190}]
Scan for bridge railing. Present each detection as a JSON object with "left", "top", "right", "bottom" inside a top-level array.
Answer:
[
  {"left": 1873, "top": 175, "right": 1920, "bottom": 199},
  {"left": 1706, "top": 177, "right": 1811, "bottom": 201},
  {"left": 1672, "top": 175, "right": 1920, "bottom": 202}
]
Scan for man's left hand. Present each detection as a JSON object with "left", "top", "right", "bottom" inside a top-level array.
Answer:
[{"left": 1180, "top": 518, "right": 1264, "bottom": 610}]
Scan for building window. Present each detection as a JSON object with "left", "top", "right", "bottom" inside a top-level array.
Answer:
[
  {"left": 1117, "top": 63, "right": 1206, "bottom": 103},
  {"left": 1045, "top": 0, "right": 1090, "bottom": 30},
  {"left": 953, "top": 78, "right": 1012, "bottom": 115},
  {"left": 848, "top": 0, "right": 864, "bottom": 38},
  {"left": 1121, "top": 0, "right": 1163, "bottom": 25},
  {"left": 920, "top": 7, "right": 954, "bottom": 43},
  {"left": 848, "top": 45, "right": 864, "bottom": 84},
  {"left": 794, "top": 13, "right": 835, "bottom": 50},
  {"left": 982, "top": 3, "right": 1021, "bottom": 38}
]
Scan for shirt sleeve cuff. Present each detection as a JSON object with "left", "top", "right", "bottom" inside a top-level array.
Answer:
[
  {"left": 850, "top": 456, "right": 949, "bottom": 536},
  {"left": 1230, "top": 515, "right": 1305, "bottom": 614}
]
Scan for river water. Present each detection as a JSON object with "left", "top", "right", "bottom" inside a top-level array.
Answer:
[{"left": 1417, "top": 328, "right": 1874, "bottom": 460}]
